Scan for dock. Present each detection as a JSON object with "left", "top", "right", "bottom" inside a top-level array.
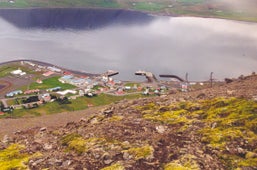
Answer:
[{"left": 135, "top": 70, "right": 158, "bottom": 83}]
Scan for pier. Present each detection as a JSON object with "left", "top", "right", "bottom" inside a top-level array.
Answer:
[{"left": 135, "top": 71, "right": 158, "bottom": 83}]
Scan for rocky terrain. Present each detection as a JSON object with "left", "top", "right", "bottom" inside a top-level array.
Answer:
[{"left": 1, "top": 74, "right": 257, "bottom": 170}]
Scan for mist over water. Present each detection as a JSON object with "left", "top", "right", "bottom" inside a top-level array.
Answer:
[{"left": 0, "top": 9, "right": 257, "bottom": 81}]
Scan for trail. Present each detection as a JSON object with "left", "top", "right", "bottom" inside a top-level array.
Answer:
[{"left": 0, "top": 106, "right": 103, "bottom": 137}]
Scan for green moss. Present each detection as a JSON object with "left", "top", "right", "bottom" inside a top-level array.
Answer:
[
  {"left": 245, "top": 151, "right": 257, "bottom": 159},
  {"left": 101, "top": 163, "right": 125, "bottom": 170},
  {"left": 68, "top": 137, "right": 87, "bottom": 154},
  {"left": 137, "top": 102, "right": 158, "bottom": 111},
  {"left": 61, "top": 133, "right": 82, "bottom": 146},
  {"left": 109, "top": 115, "right": 123, "bottom": 122},
  {"left": 165, "top": 154, "right": 200, "bottom": 170},
  {"left": 126, "top": 145, "right": 154, "bottom": 160},
  {"left": 0, "top": 144, "right": 31, "bottom": 170},
  {"left": 61, "top": 135, "right": 108, "bottom": 154},
  {"left": 164, "top": 163, "right": 191, "bottom": 170},
  {"left": 137, "top": 97, "right": 257, "bottom": 168},
  {"left": 238, "top": 158, "right": 257, "bottom": 167},
  {"left": 142, "top": 109, "right": 190, "bottom": 125}
]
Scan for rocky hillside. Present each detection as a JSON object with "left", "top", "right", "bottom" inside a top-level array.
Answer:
[{"left": 1, "top": 75, "right": 257, "bottom": 170}]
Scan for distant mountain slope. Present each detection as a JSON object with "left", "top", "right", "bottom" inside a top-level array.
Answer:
[{"left": 0, "top": 0, "right": 257, "bottom": 22}]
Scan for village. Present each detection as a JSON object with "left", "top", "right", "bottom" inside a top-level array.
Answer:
[{"left": 0, "top": 60, "right": 208, "bottom": 116}]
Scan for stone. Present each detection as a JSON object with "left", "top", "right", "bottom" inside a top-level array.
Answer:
[
  {"left": 211, "top": 122, "right": 217, "bottom": 129},
  {"left": 40, "top": 127, "right": 47, "bottom": 132},
  {"left": 90, "top": 118, "right": 98, "bottom": 124},
  {"left": 79, "top": 118, "right": 87, "bottom": 122},
  {"left": 62, "top": 160, "right": 72, "bottom": 167},
  {"left": 31, "top": 158, "right": 45, "bottom": 167},
  {"left": 43, "top": 143, "right": 53, "bottom": 150},
  {"left": 104, "top": 159, "right": 113, "bottom": 165},
  {"left": 156, "top": 125, "right": 166, "bottom": 134},
  {"left": 2, "top": 135, "right": 9, "bottom": 144},
  {"left": 123, "top": 152, "right": 132, "bottom": 160},
  {"left": 103, "top": 109, "right": 114, "bottom": 117},
  {"left": 237, "top": 147, "right": 246, "bottom": 154}
]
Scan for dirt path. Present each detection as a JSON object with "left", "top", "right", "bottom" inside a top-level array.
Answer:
[{"left": 0, "top": 106, "right": 103, "bottom": 137}]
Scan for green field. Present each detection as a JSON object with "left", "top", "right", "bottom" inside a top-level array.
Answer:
[
  {"left": 0, "top": 0, "right": 256, "bottom": 22},
  {"left": 1, "top": 93, "right": 143, "bottom": 118},
  {"left": 24, "top": 76, "right": 75, "bottom": 90},
  {"left": 131, "top": 2, "right": 166, "bottom": 11},
  {"left": 0, "top": 63, "right": 36, "bottom": 78}
]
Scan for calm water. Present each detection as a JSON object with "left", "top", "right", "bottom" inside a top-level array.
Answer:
[{"left": 0, "top": 8, "right": 256, "bottom": 81}]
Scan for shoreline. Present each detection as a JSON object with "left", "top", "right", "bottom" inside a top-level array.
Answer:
[{"left": 0, "top": 59, "right": 99, "bottom": 77}]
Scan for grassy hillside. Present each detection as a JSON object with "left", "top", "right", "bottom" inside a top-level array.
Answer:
[{"left": 0, "top": 0, "right": 257, "bottom": 22}]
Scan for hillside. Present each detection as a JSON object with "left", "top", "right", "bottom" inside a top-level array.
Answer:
[
  {"left": 0, "top": 0, "right": 257, "bottom": 22},
  {"left": 1, "top": 74, "right": 257, "bottom": 169}
]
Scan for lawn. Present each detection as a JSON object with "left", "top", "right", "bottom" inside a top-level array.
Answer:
[
  {"left": 1, "top": 93, "right": 143, "bottom": 118},
  {"left": 0, "top": 66, "right": 14, "bottom": 78},
  {"left": 26, "top": 76, "right": 75, "bottom": 90},
  {"left": 0, "top": 0, "right": 120, "bottom": 8},
  {"left": 131, "top": 2, "right": 166, "bottom": 11},
  {"left": 177, "top": 0, "right": 205, "bottom": 3},
  {"left": 0, "top": 63, "right": 38, "bottom": 78}
]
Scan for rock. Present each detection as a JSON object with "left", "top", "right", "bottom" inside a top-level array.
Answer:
[
  {"left": 245, "top": 151, "right": 257, "bottom": 159},
  {"left": 40, "top": 127, "right": 47, "bottom": 132},
  {"left": 55, "top": 159, "right": 63, "bottom": 166},
  {"left": 31, "top": 158, "right": 45, "bottom": 167},
  {"left": 123, "top": 152, "right": 132, "bottom": 160},
  {"left": 90, "top": 118, "right": 98, "bottom": 124},
  {"left": 252, "top": 96, "right": 257, "bottom": 101},
  {"left": 2, "top": 135, "right": 9, "bottom": 144},
  {"left": 48, "top": 158, "right": 63, "bottom": 166},
  {"left": 62, "top": 160, "right": 72, "bottom": 167},
  {"left": 79, "top": 118, "right": 87, "bottom": 122},
  {"left": 237, "top": 147, "right": 246, "bottom": 154},
  {"left": 156, "top": 125, "right": 166, "bottom": 134},
  {"left": 211, "top": 122, "right": 217, "bottom": 129},
  {"left": 43, "top": 143, "right": 53, "bottom": 150},
  {"left": 226, "top": 90, "right": 235, "bottom": 95},
  {"left": 225, "top": 78, "right": 233, "bottom": 83},
  {"left": 104, "top": 159, "right": 113, "bottom": 165},
  {"left": 197, "top": 93, "right": 206, "bottom": 99},
  {"left": 103, "top": 108, "right": 114, "bottom": 117}
]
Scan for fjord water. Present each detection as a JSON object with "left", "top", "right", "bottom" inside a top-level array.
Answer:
[{"left": 0, "top": 8, "right": 256, "bottom": 81}]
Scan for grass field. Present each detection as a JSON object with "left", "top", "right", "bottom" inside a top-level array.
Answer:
[
  {"left": 1, "top": 93, "right": 143, "bottom": 118},
  {"left": 24, "top": 76, "right": 75, "bottom": 90},
  {"left": 0, "top": 63, "right": 36, "bottom": 78}
]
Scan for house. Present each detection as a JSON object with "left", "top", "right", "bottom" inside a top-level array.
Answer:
[
  {"left": 46, "top": 87, "right": 61, "bottom": 92},
  {"left": 11, "top": 69, "right": 26, "bottom": 76},
  {"left": 36, "top": 79, "right": 43, "bottom": 84},
  {"left": 43, "top": 71, "right": 54, "bottom": 77},
  {"left": 47, "top": 66, "right": 62, "bottom": 73},
  {"left": 124, "top": 86, "right": 131, "bottom": 90},
  {"left": 6, "top": 90, "right": 23, "bottom": 97},
  {"left": 24, "top": 89, "right": 40, "bottom": 95},
  {"left": 57, "top": 90, "right": 77, "bottom": 96},
  {"left": 59, "top": 75, "right": 74, "bottom": 84},
  {"left": 39, "top": 93, "right": 51, "bottom": 102},
  {"left": 24, "top": 61, "right": 35, "bottom": 67}
]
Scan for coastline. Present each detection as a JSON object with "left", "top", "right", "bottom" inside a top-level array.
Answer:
[{"left": 0, "top": 59, "right": 99, "bottom": 77}]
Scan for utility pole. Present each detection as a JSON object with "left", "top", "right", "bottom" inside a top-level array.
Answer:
[
  {"left": 210, "top": 72, "right": 213, "bottom": 88},
  {"left": 185, "top": 72, "right": 188, "bottom": 83}
]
